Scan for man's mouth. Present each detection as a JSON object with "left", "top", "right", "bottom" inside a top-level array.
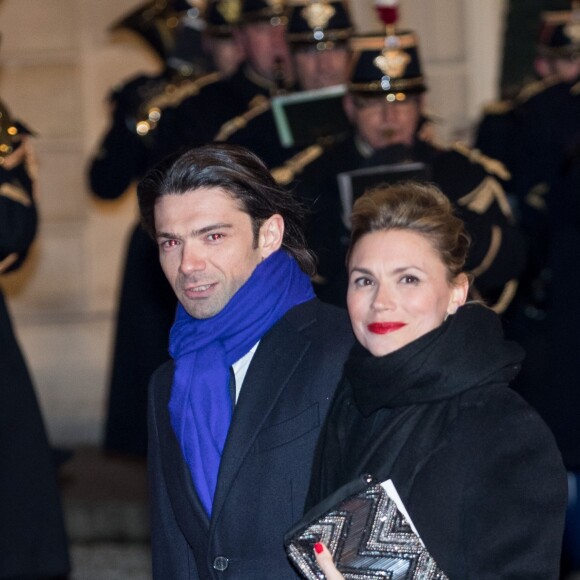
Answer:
[
  {"left": 190, "top": 284, "right": 213, "bottom": 292},
  {"left": 183, "top": 282, "right": 216, "bottom": 297}
]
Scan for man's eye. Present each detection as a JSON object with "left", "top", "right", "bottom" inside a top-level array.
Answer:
[
  {"left": 207, "top": 233, "right": 223, "bottom": 241},
  {"left": 353, "top": 277, "right": 373, "bottom": 287},
  {"left": 161, "top": 239, "right": 178, "bottom": 249}
]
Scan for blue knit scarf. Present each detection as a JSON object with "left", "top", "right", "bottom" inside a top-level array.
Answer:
[{"left": 168, "top": 250, "right": 315, "bottom": 516}]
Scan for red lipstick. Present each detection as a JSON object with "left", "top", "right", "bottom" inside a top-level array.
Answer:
[{"left": 367, "top": 322, "right": 407, "bottom": 334}]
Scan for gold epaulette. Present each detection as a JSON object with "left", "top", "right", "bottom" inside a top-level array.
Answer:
[
  {"left": 271, "top": 143, "right": 327, "bottom": 186},
  {"left": 0, "top": 182, "right": 32, "bottom": 207},
  {"left": 0, "top": 252, "right": 18, "bottom": 274},
  {"left": 452, "top": 141, "right": 511, "bottom": 182},
  {"left": 482, "top": 99, "right": 514, "bottom": 115},
  {"left": 214, "top": 95, "right": 271, "bottom": 142},
  {"left": 457, "top": 175, "right": 513, "bottom": 219},
  {"left": 136, "top": 72, "right": 223, "bottom": 136},
  {"left": 514, "top": 75, "right": 561, "bottom": 104}
]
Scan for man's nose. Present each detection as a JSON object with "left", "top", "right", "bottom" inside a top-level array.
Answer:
[
  {"left": 271, "top": 25, "right": 290, "bottom": 54},
  {"left": 382, "top": 101, "right": 397, "bottom": 121},
  {"left": 179, "top": 245, "right": 206, "bottom": 275}
]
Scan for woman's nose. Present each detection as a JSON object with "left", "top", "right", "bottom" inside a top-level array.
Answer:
[{"left": 372, "top": 284, "right": 395, "bottom": 310}]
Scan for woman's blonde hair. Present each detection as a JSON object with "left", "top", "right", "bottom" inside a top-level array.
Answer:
[{"left": 348, "top": 181, "right": 471, "bottom": 282}]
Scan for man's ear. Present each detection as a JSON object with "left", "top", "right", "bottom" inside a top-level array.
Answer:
[
  {"left": 258, "top": 214, "right": 284, "bottom": 258},
  {"left": 343, "top": 93, "right": 357, "bottom": 123}
]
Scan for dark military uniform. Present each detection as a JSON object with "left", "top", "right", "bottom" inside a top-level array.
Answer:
[
  {"left": 293, "top": 132, "right": 525, "bottom": 310},
  {"left": 220, "top": 0, "right": 353, "bottom": 168},
  {"left": 150, "top": 64, "right": 282, "bottom": 163},
  {"left": 290, "top": 22, "right": 525, "bottom": 312},
  {"left": 0, "top": 108, "right": 70, "bottom": 578},
  {"left": 516, "top": 94, "right": 580, "bottom": 573},
  {"left": 493, "top": 11, "right": 580, "bottom": 570},
  {"left": 149, "top": 0, "right": 293, "bottom": 165}
]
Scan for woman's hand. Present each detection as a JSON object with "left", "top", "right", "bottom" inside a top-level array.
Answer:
[{"left": 313, "top": 542, "right": 344, "bottom": 580}]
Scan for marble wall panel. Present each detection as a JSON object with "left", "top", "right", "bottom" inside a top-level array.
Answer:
[
  {"left": 0, "top": 0, "right": 78, "bottom": 54},
  {"left": 13, "top": 315, "right": 113, "bottom": 446},
  {"left": 0, "top": 63, "right": 82, "bottom": 139}
]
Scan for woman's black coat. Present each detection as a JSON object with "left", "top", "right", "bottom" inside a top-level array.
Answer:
[{"left": 306, "top": 305, "right": 567, "bottom": 579}]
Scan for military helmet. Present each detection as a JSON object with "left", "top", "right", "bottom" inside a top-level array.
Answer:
[
  {"left": 205, "top": 0, "right": 240, "bottom": 36},
  {"left": 110, "top": 0, "right": 206, "bottom": 60},
  {"left": 348, "top": 0, "right": 426, "bottom": 98},
  {"left": 238, "top": 0, "right": 288, "bottom": 25},
  {"left": 348, "top": 32, "right": 426, "bottom": 97},
  {"left": 538, "top": 3, "right": 580, "bottom": 60},
  {"left": 286, "top": 0, "right": 353, "bottom": 49}
]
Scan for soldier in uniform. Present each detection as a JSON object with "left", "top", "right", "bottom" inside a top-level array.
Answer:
[
  {"left": 506, "top": 7, "right": 580, "bottom": 573},
  {"left": 0, "top": 100, "right": 70, "bottom": 579},
  {"left": 220, "top": 0, "right": 353, "bottom": 169},
  {"left": 474, "top": 4, "right": 580, "bottom": 202},
  {"left": 89, "top": 0, "right": 212, "bottom": 202},
  {"left": 149, "top": 0, "right": 295, "bottom": 164},
  {"left": 90, "top": 1, "right": 219, "bottom": 457},
  {"left": 289, "top": 23, "right": 525, "bottom": 312}
]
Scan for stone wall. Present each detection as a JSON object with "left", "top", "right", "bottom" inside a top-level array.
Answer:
[{"left": 0, "top": 0, "right": 506, "bottom": 446}]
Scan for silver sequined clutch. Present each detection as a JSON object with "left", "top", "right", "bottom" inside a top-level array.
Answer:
[{"left": 285, "top": 475, "right": 448, "bottom": 580}]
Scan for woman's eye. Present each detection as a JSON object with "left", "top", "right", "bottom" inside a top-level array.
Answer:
[{"left": 400, "top": 275, "right": 419, "bottom": 285}]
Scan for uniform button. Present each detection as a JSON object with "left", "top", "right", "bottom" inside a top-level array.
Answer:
[{"left": 213, "top": 556, "right": 229, "bottom": 571}]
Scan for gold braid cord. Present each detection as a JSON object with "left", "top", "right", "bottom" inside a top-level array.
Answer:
[
  {"left": 452, "top": 141, "right": 511, "bottom": 182},
  {"left": 136, "top": 72, "right": 223, "bottom": 135},
  {"left": 148, "top": 71, "right": 222, "bottom": 111},
  {"left": 470, "top": 224, "right": 502, "bottom": 278},
  {"left": 0, "top": 253, "right": 18, "bottom": 274},
  {"left": 467, "top": 226, "right": 519, "bottom": 314},
  {"left": 457, "top": 176, "right": 513, "bottom": 219},
  {"left": 271, "top": 144, "right": 326, "bottom": 185},
  {"left": 0, "top": 182, "right": 32, "bottom": 207},
  {"left": 214, "top": 95, "right": 271, "bottom": 142}
]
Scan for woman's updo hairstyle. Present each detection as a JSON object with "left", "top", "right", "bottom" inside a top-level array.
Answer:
[{"left": 348, "top": 181, "right": 471, "bottom": 282}]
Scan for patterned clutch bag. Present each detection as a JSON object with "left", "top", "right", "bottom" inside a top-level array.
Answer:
[{"left": 285, "top": 474, "right": 448, "bottom": 580}]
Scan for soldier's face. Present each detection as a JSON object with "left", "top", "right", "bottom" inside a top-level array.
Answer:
[
  {"left": 553, "top": 57, "right": 580, "bottom": 81},
  {"left": 235, "top": 22, "right": 293, "bottom": 84},
  {"left": 344, "top": 93, "right": 422, "bottom": 150},
  {"left": 292, "top": 47, "right": 349, "bottom": 90},
  {"left": 207, "top": 37, "right": 245, "bottom": 76},
  {"left": 154, "top": 187, "right": 282, "bottom": 319}
]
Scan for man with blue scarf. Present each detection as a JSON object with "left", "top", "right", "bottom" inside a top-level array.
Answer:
[{"left": 138, "top": 143, "right": 354, "bottom": 579}]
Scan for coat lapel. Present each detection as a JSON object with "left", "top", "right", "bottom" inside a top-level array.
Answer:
[
  {"left": 157, "top": 369, "right": 211, "bottom": 540},
  {"left": 210, "top": 304, "right": 315, "bottom": 524}
]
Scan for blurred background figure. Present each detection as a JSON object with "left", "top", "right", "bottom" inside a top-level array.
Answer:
[
  {"left": 222, "top": 0, "right": 354, "bottom": 168},
  {"left": 291, "top": 3, "right": 526, "bottom": 313},
  {"left": 0, "top": 97, "right": 70, "bottom": 579},
  {"left": 504, "top": 5, "right": 580, "bottom": 575},
  {"left": 89, "top": 0, "right": 218, "bottom": 458},
  {"left": 474, "top": 1, "right": 580, "bottom": 207},
  {"left": 200, "top": 0, "right": 247, "bottom": 76},
  {"left": 149, "top": 0, "right": 294, "bottom": 163}
]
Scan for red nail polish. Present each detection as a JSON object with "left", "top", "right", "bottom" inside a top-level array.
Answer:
[{"left": 314, "top": 542, "right": 324, "bottom": 554}]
